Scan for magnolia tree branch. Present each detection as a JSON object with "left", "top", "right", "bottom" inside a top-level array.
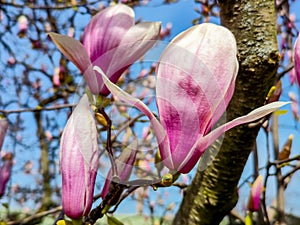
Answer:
[
  {"left": 6, "top": 206, "right": 62, "bottom": 225},
  {"left": 173, "top": 0, "right": 280, "bottom": 224},
  {"left": 0, "top": 104, "right": 76, "bottom": 115},
  {"left": 0, "top": 0, "right": 99, "bottom": 10}
]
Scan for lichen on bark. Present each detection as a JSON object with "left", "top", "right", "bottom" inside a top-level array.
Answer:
[{"left": 173, "top": 1, "right": 279, "bottom": 224}]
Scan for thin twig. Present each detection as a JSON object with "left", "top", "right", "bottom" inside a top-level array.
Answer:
[
  {"left": 0, "top": 0, "right": 99, "bottom": 10},
  {"left": 98, "top": 108, "right": 117, "bottom": 178},
  {"left": 7, "top": 206, "right": 62, "bottom": 225},
  {"left": 0, "top": 103, "right": 76, "bottom": 115},
  {"left": 281, "top": 164, "right": 300, "bottom": 182}
]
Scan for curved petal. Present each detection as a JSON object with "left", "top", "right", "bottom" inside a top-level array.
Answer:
[
  {"left": 176, "top": 101, "right": 289, "bottom": 173},
  {"left": 83, "top": 4, "right": 134, "bottom": 65},
  {"left": 92, "top": 22, "right": 161, "bottom": 95},
  {"left": 156, "top": 23, "right": 238, "bottom": 170},
  {"left": 156, "top": 75, "right": 202, "bottom": 170},
  {"left": 48, "top": 33, "right": 100, "bottom": 94},
  {"left": 93, "top": 66, "right": 174, "bottom": 170},
  {"left": 107, "top": 22, "right": 161, "bottom": 83}
]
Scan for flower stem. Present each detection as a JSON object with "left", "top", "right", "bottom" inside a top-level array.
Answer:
[{"left": 71, "top": 219, "right": 83, "bottom": 225}]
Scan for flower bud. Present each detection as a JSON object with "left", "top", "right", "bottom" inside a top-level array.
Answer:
[
  {"left": 0, "top": 117, "right": 8, "bottom": 151},
  {"left": 247, "top": 175, "right": 263, "bottom": 212},
  {"left": 0, "top": 153, "right": 13, "bottom": 197},
  {"left": 60, "top": 94, "right": 99, "bottom": 219}
]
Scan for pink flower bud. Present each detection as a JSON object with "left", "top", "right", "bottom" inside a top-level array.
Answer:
[
  {"left": 247, "top": 175, "right": 263, "bottom": 212},
  {"left": 44, "top": 22, "right": 52, "bottom": 32},
  {"left": 18, "top": 15, "right": 28, "bottom": 37},
  {"left": 45, "top": 130, "right": 53, "bottom": 141},
  {"left": 60, "top": 94, "right": 99, "bottom": 219},
  {"left": 0, "top": 117, "right": 8, "bottom": 151},
  {"left": 18, "top": 15, "right": 28, "bottom": 32},
  {"left": 0, "top": 153, "right": 13, "bottom": 197},
  {"left": 68, "top": 27, "right": 75, "bottom": 38},
  {"left": 7, "top": 57, "right": 16, "bottom": 65},
  {"left": 52, "top": 67, "right": 61, "bottom": 87}
]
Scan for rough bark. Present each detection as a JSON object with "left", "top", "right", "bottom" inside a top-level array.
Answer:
[{"left": 173, "top": 1, "right": 279, "bottom": 225}]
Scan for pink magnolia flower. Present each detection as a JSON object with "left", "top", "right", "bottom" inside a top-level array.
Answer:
[
  {"left": 247, "top": 175, "right": 263, "bottom": 212},
  {"left": 0, "top": 153, "right": 13, "bottom": 198},
  {"left": 294, "top": 33, "right": 300, "bottom": 85},
  {"left": 49, "top": 4, "right": 161, "bottom": 96},
  {"left": 0, "top": 117, "right": 8, "bottom": 151},
  {"left": 60, "top": 94, "right": 99, "bottom": 219},
  {"left": 95, "top": 23, "right": 288, "bottom": 174}
]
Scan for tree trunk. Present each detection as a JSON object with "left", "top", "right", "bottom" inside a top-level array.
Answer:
[
  {"left": 35, "top": 111, "right": 53, "bottom": 211},
  {"left": 173, "top": 1, "right": 279, "bottom": 224}
]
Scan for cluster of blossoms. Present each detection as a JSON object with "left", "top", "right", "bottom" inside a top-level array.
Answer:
[{"left": 49, "top": 3, "right": 287, "bottom": 223}]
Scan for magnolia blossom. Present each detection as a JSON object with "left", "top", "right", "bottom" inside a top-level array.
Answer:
[
  {"left": 0, "top": 153, "right": 13, "bottom": 198},
  {"left": 95, "top": 23, "right": 288, "bottom": 174},
  {"left": 60, "top": 94, "right": 99, "bottom": 219},
  {"left": 0, "top": 117, "right": 8, "bottom": 151},
  {"left": 49, "top": 4, "right": 161, "bottom": 96},
  {"left": 294, "top": 33, "right": 300, "bottom": 85},
  {"left": 247, "top": 175, "right": 263, "bottom": 212}
]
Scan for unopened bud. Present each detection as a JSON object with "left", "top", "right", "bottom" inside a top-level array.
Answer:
[
  {"left": 161, "top": 173, "right": 173, "bottom": 187},
  {"left": 279, "top": 134, "right": 293, "bottom": 160},
  {"left": 247, "top": 175, "right": 263, "bottom": 212},
  {"left": 95, "top": 112, "right": 108, "bottom": 127},
  {"left": 166, "top": 202, "right": 175, "bottom": 211},
  {"left": 266, "top": 81, "right": 282, "bottom": 103}
]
